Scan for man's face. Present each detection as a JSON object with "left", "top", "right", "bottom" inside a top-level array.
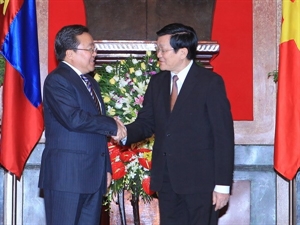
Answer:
[
  {"left": 156, "top": 35, "right": 184, "bottom": 74},
  {"left": 69, "top": 32, "right": 96, "bottom": 74}
]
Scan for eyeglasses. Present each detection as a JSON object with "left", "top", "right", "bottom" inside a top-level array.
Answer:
[
  {"left": 155, "top": 46, "right": 174, "bottom": 54},
  {"left": 72, "top": 47, "right": 98, "bottom": 54}
]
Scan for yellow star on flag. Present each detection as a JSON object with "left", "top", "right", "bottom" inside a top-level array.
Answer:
[
  {"left": 281, "top": 0, "right": 300, "bottom": 50},
  {"left": 0, "top": 0, "right": 9, "bottom": 15}
]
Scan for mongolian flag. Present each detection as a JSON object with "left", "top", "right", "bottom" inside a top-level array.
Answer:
[
  {"left": 0, "top": 0, "right": 44, "bottom": 179},
  {"left": 274, "top": 0, "right": 300, "bottom": 180}
]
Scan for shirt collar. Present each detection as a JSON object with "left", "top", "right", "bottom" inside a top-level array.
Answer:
[
  {"left": 62, "top": 61, "right": 82, "bottom": 76},
  {"left": 171, "top": 60, "right": 193, "bottom": 82}
]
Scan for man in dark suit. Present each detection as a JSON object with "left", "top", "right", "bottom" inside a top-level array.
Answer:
[
  {"left": 38, "top": 25, "right": 126, "bottom": 225},
  {"left": 117, "top": 23, "right": 234, "bottom": 225}
]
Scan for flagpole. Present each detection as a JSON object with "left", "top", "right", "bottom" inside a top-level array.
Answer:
[
  {"left": 289, "top": 179, "right": 296, "bottom": 225},
  {"left": 4, "top": 172, "right": 17, "bottom": 225}
]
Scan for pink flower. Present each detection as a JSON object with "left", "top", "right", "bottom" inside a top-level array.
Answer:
[{"left": 135, "top": 96, "right": 144, "bottom": 105}]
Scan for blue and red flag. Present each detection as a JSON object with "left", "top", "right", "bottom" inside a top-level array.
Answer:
[{"left": 0, "top": 0, "right": 44, "bottom": 179}]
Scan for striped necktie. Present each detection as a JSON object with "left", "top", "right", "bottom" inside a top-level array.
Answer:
[
  {"left": 170, "top": 75, "right": 179, "bottom": 111},
  {"left": 80, "top": 74, "right": 102, "bottom": 114}
]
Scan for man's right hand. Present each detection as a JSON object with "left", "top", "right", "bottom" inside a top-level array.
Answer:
[{"left": 112, "top": 117, "right": 127, "bottom": 142}]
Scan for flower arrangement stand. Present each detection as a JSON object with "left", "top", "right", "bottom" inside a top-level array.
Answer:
[
  {"left": 118, "top": 189, "right": 141, "bottom": 225},
  {"left": 118, "top": 190, "right": 127, "bottom": 225},
  {"left": 110, "top": 190, "right": 160, "bottom": 224},
  {"left": 130, "top": 192, "right": 140, "bottom": 225}
]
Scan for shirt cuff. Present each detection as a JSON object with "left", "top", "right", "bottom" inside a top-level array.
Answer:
[
  {"left": 214, "top": 185, "right": 230, "bottom": 194},
  {"left": 120, "top": 137, "right": 127, "bottom": 145}
]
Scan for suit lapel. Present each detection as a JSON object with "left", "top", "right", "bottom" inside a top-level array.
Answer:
[
  {"left": 60, "top": 63, "right": 90, "bottom": 96},
  {"left": 83, "top": 75, "right": 105, "bottom": 115},
  {"left": 161, "top": 72, "right": 172, "bottom": 115},
  {"left": 74, "top": 73, "right": 96, "bottom": 108},
  {"left": 91, "top": 77, "right": 106, "bottom": 115},
  {"left": 61, "top": 63, "right": 102, "bottom": 114},
  {"left": 171, "top": 63, "right": 199, "bottom": 114}
]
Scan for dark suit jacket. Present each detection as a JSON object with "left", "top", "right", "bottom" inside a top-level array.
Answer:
[
  {"left": 126, "top": 62, "right": 234, "bottom": 194},
  {"left": 39, "top": 62, "right": 117, "bottom": 195}
]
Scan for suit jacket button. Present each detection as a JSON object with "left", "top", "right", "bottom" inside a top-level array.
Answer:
[
  {"left": 101, "top": 153, "right": 105, "bottom": 156},
  {"left": 163, "top": 152, "right": 166, "bottom": 156},
  {"left": 166, "top": 133, "right": 170, "bottom": 137}
]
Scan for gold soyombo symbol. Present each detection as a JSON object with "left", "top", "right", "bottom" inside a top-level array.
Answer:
[{"left": 0, "top": 0, "right": 10, "bottom": 15}]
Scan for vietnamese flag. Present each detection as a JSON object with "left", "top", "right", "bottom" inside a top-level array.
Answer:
[
  {"left": 0, "top": 0, "right": 44, "bottom": 179},
  {"left": 274, "top": 0, "right": 300, "bottom": 180}
]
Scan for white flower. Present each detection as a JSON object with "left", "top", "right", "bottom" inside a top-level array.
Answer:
[
  {"left": 105, "top": 65, "right": 113, "bottom": 73},
  {"left": 119, "top": 78, "right": 129, "bottom": 88},
  {"left": 132, "top": 58, "right": 139, "bottom": 64},
  {"left": 118, "top": 97, "right": 127, "bottom": 104},
  {"left": 109, "top": 91, "right": 116, "bottom": 98},
  {"left": 135, "top": 69, "right": 143, "bottom": 76},
  {"left": 127, "top": 171, "right": 136, "bottom": 179},
  {"left": 115, "top": 102, "right": 123, "bottom": 109},
  {"left": 113, "top": 75, "right": 119, "bottom": 82},
  {"left": 123, "top": 93, "right": 133, "bottom": 102},
  {"left": 133, "top": 82, "right": 147, "bottom": 95}
]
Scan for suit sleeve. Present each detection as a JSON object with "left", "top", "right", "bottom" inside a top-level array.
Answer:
[
  {"left": 125, "top": 76, "right": 156, "bottom": 144},
  {"left": 206, "top": 75, "right": 234, "bottom": 186},
  {"left": 44, "top": 73, "right": 117, "bottom": 136}
]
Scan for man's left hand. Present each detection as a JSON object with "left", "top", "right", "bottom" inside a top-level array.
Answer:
[{"left": 212, "top": 191, "right": 230, "bottom": 211}]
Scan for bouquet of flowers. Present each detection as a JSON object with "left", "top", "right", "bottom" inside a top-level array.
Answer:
[{"left": 94, "top": 51, "right": 160, "bottom": 204}]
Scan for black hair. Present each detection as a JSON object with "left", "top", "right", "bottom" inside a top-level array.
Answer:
[
  {"left": 54, "top": 24, "right": 89, "bottom": 61},
  {"left": 156, "top": 23, "right": 198, "bottom": 60}
]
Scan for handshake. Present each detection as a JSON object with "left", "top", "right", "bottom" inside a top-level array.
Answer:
[{"left": 112, "top": 117, "right": 127, "bottom": 142}]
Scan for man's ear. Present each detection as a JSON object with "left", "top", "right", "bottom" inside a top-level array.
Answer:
[
  {"left": 179, "top": 48, "right": 188, "bottom": 59},
  {"left": 65, "top": 49, "right": 74, "bottom": 60}
]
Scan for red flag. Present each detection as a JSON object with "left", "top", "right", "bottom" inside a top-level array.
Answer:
[
  {"left": 274, "top": 0, "right": 300, "bottom": 180},
  {"left": 211, "top": 0, "right": 253, "bottom": 121},
  {"left": 0, "top": 0, "right": 44, "bottom": 179},
  {"left": 48, "top": 0, "right": 86, "bottom": 72}
]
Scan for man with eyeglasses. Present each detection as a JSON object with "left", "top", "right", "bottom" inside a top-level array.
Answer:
[
  {"left": 117, "top": 23, "right": 234, "bottom": 224},
  {"left": 38, "top": 24, "right": 126, "bottom": 225}
]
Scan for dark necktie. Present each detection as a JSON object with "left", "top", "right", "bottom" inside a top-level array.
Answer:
[
  {"left": 170, "top": 75, "right": 179, "bottom": 111},
  {"left": 80, "top": 74, "right": 102, "bottom": 114}
]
